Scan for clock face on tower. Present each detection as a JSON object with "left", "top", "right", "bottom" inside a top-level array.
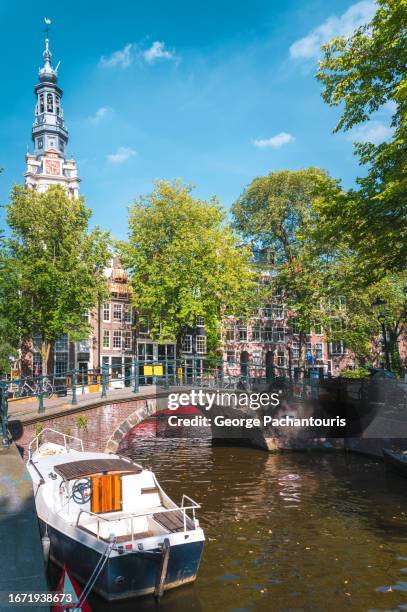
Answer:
[{"left": 44, "top": 159, "right": 60, "bottom": 175}]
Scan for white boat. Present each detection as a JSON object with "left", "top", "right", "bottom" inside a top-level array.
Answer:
[{"left": 26, "top": 429, "right": 205, "bottom": 601}]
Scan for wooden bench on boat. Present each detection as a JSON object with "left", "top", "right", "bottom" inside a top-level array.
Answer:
[{"left": 153, "top": 510, "right": 194, "bottom": 532}]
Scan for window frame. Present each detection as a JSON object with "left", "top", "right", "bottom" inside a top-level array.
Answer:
[
  {"left": 102, "top": 303, "right": 110, "bottom": 323},
  {"left": 112, "top": 330, "right": 122, "bottom": 350},
  {"left": 196, "top": 335, "right": 207, "bottom": 354},
  {"left": 102, "top": 329, "right": 110, "bottom": 349},
  {"left": 113, "top": 303, "right": 123, "bottom": 322},
  {"left": 182, "top": 335, "right": 192, "bottom": 353}
]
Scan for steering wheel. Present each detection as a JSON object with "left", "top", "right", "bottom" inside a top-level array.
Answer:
[{"left": 71, "top": 478, "right": 92, "bottom": 504}]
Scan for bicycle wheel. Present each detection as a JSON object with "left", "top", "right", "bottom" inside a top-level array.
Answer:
[{"left": 42, "top": 380, "right": 53, "bottom": 397}]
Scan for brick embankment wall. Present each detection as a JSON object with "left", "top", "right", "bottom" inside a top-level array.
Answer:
[{"left": 15, "top": 399, "right": 155, "bottom": 458}]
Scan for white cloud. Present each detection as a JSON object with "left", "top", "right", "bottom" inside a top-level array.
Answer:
[
  {"left": 143, "top": 41, "right": 176, "bottom": 64},
  {"left": 107, "top": 146, "right": 136, "bottom": 164},
  {"left": 99, "top": 44, "right": 133, "bottom": 68},
  {"left": 88, "top": 106, "right": 113, "bottom": 123},
  {"left": 347, "top": 121, "right": 393, "bottom": 144},
  {"left": 253, "top": 132, "right": 295, "bottom": 149},
  {"left": 290, "top": 1, "right": 376, "bottom": 60}
]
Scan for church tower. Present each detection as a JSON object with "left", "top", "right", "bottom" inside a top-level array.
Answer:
[{"left": 25, "top": 30, "right": 80, "bottom": 196}]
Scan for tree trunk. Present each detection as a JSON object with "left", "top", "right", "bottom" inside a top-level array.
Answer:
[
  {"left": 388, "top": 327, "right": 401, "bottom": 374},
  {"left": 41, "top": 340, "right": 51, "bottom": 376}
]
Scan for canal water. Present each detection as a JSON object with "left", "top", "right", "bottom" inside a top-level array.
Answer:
[{"left": 85, "top": 417, "right": 407, "bottom": 612}]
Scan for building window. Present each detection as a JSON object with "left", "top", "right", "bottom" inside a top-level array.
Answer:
[
  {"left": 55, "top": 353, "right": 68, "bottom": 376},
  {"left": 273, "top": 307, "right": 284, "bottom": 320},
  {"left": 113, "top": 330, "right": 121, "bottom": 349},
  {"left": 138, "top": 315, "right": 149, "bottom": 335},
  {"left": 182, "top": 335, "right": 192, "bottom": 353},
  {"left": 113, "top": 303, "right": 122, "bottom": 322},
  {"left": 225, "top": 325, "right": 235, "bottom": 342},
  {"left": 314, "top": 322, "right": 323, "bottom": 335},
  {"left": 55, "top": 334, "right": 68, "bottom": 376},
  {"left": 290, "top": 318, "right": 298, "bottom": 334},
  {"left": 227, "top": 350, "right": 236, "bottom": 365},
  {"left": 39, "top": 93, "right": 44, "bottom": 113},
  {"left": 277, "top": 350, "right": 285, "bottom": 367},
  {"left": 196, "top": 335, "right": 207, "bottom": 354},
  {"left": 124, "top": 306, "right": 132, "bottom": 324},
  {"left": 263, "top": 304, "right": 272, "bottom": 319},
  {"left": 102, "top": 303, "right": 110, "bottom": 322},
  {"left": 33, "top": 352, "right": 42, "bottom": 376},
  {"left": 292, "top": 341, "right": 299, "bottom": 360},
  {"left": 315, "top": 343, "right": 323, "bottom": 360},
  {"left": 123, "top": 331, "right": 132, "bottom": 350},
  {"left": 47, "top": 93, "right": 53, "bottom": 113},
  {"left": 252, "top": 326, "right": 261, "bottom": 342},
  {"left": 196, "top": 316, "right": 205, "bottom": 327},
  {"left": 264, "top": 328, "right": 273, "bottom": 343},
  {"left": 238, "top": 324, "right": 247, "bottom": 342},
  {"left": 252, "top": 350, "right": 262, "bottom": 366},
  {"left": 37, "top": 138, "right": 43, "bottom": 149},
  {"left": 330, "top": 341, "right": 346, "bottom": 355},
  {"left": 273, "top": 327, "right": 285, "bottom": 343},
  {"left": 55, "top": 335, "right": 68, "bottom": 352},
  {"left": 102, "top": 330, "right": 110, "bottom": 349},
  {"left": 55, "top": 96, "right": 60, "bottom": 115}
]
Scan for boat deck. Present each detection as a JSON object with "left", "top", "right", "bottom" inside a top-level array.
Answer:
[
  {"left": 77, "top": 506, "right": 195, "bottom": 543},
  {"left": 153, "top": 511, "right": 195, "bottom": 532}
]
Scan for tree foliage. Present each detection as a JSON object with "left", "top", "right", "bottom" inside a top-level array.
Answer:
[
  {"left": 317, "top": 0, "right": 407, "bottom": 276},
  {"left": 1, "top": 186, "right": 110, "bottom": 374},
  {"left": 122, "top": 180, "right": 255, "bottom": 356},
  {"left": 232, "top": 168, "right": 342, "bottom": 327},
  {"left": 232, "top": 167, "right": 406, "bottom": 369}
]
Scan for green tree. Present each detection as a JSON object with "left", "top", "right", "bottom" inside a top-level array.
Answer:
[
  {"left": 122, "top": 180, "right": 255, "bottom": 357},
  {"left": 313, "top": 252, "right": 407, "bottom": 371},
  {"left": 2, "top": 186, "right": 110, "bottom": 375},
  {"left": 232, "top": 168, "right": 343, "bottom": 370},
  {"left": 317, "top": 0, "right": 407, "bottom": 276}
]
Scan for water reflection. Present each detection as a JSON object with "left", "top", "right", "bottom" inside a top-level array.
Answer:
[
  {"left": 50, "top": 417, "right": 407, "bottom": 611},
  {"left": 117, "top": 421, "right": 407, "bottom": 612}
]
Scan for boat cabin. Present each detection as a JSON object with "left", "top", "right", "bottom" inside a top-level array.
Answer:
[{"left": 49, "top": 456, "right": 193, "bottom": 543}]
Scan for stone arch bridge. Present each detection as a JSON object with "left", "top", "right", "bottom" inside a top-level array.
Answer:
[
  {"left": 12, "top": 391, "right": 173, "bottom": 458},
  {"left": 8, "top": 386, "right": 361, "bottom": 458}
]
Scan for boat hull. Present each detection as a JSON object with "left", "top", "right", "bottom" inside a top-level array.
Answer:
[
  {"left": 383, "top": 448, "right": 407, "bottom": 478},
  {"left": 40, "top": 520, "right": 204, "bottom": 601}
]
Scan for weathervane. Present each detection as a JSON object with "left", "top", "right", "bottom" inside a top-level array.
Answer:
[{"left": 44, "top": 17, "right": 51, "bottom": 36}]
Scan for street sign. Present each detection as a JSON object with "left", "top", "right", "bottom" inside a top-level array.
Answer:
[{"left": 143, "top": 365, "right": 163, "bottom": 376}]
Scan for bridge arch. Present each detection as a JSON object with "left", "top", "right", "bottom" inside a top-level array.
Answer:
[{"left": 104, "top": 399, "right": 155, "bottom": 453}]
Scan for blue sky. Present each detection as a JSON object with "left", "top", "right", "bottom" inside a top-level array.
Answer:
[{"left": 0, "top": 0, "right": 392, "bottom": 239}]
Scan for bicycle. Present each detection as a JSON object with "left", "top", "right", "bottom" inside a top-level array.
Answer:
[{"left": 18, "top": 377, "right": 54, "bottom": 398}]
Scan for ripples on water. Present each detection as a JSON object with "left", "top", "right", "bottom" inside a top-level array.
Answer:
[{"left": 88, "top": 417, "right": 407, "bottom": 612}]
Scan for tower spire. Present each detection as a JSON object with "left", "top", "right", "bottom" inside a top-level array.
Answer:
[
  {"left": 25, "top": 18, "right": 80, "bottom": 198},
  {"left": 39, "top": 18, "right": 57, "bottom": 82}
]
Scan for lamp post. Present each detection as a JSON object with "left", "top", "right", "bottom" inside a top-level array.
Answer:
[{"left": 372, "top": 298, "right": 391, "bottom": 371}]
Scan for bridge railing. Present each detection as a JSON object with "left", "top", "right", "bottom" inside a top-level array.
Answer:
[{"left": 0, "top": 357, "right": 294, "bottom": 437}]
